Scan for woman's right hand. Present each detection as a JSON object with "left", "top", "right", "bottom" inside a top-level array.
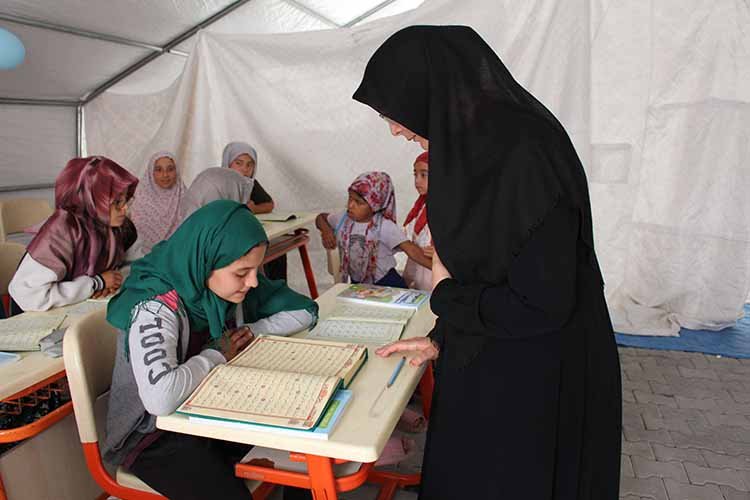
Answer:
[
  {"left": 321, "top": 228, "right": 337, "bottom": 250},
  {"left": 375, "top": 337, "right": 439, "bottom": 367},
  {"left": 101, "top": 270, "right": 123, "bottom": 291}
]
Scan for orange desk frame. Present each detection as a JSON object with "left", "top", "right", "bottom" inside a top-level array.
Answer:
[
  {"left": 0, "top": 371, "right": 73, "bottom": 500},
  {"left": 236, "top": 364, "right": 435, "bottom": 500}
]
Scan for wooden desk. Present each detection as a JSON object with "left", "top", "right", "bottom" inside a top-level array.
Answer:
[
  {"left": 157, "top": 284, "right": 436, "bottom": 499},
  {"left": 260, "top": 212, "right": 319, "bottom": 299},
  {"left": 260, "top": 212, "right": 317, "bottom": 240}
]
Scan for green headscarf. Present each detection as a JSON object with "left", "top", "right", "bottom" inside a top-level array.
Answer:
[{"left": 107, "top": 200, "right": 315, "bottom": 341}]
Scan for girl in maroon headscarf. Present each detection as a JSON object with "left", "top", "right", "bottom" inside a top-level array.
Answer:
[{"left": 9, "top": 156, "right": 138, "bottom": 311}]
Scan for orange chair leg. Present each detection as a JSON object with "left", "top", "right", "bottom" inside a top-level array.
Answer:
[
  {"left": 297, "top": 242, "right": 319, "bottom": 299},
  {"left": 0, "top": 471, "right": 7, "bottom": 500},
  {"left": 306, "top": 454, "right": 338, "bottom": 499},
  {"left": 418, "top": 362, "right": 435, "bottom": 420},
  {"left": 82, "top": 442, "right": 166, "bottom": 499},
  {"left": 251, "top": 482, "right": 276, "bottom": 500}
]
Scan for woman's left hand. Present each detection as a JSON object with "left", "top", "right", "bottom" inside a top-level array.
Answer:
[
  {"left": 431, "top": 248, "right": 452, "bottom": 290},
  {"left": 246, "top": 201, "right": 257, "bottom": 213},
  {"left": 375, "top": 337, "right": 439, "bottom": 366}
]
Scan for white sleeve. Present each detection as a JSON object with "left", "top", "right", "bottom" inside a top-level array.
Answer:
[
  {"left": 245, "top": 309, "right": 315, "bottom": 337},
  {"left": 381, "top": 220, "right": 409, "bottom": 251},
  {"left": 128, "top": 300, "right": 225, "bottom": 416},
  {"left": 8, "top": 254, "right": 95, "bottom": 311}
]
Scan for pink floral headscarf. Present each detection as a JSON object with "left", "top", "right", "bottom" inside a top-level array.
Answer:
[
  {"left": 129, "top": 151, "right": 186, "bottom": 253},
  {"left": 339, "top": 171, "right": 396, "bottom": 283},
  {"left": 27, "top": 156, "right": 138, "bottom": 279}
]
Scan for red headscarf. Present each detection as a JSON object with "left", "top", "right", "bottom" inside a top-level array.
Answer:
[
  {"left": 404, "top": 152, "right": 429, "bottom": 235},
  {"left": 27, "top": 156, "right": 139, "bottom": 279}
]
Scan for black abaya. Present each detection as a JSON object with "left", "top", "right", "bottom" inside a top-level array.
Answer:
[{"left": 353, "top": 26, "right": 621, "bottom": 499}]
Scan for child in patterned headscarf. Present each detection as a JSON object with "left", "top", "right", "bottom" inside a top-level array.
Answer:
[{"left": 315, "top": 171, "right": 430, "bottom": 288}]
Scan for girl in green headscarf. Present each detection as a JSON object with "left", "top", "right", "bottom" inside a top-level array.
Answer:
[{"left": 103, "top": 200, "right": 316, "bottom": 500}]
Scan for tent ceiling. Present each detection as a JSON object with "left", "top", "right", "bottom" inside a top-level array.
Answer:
[
  {"left": 0, "top": 20, "right": 151, "bottom": 101},
  {"left": 0, "top": 0, "right": 422, "bottom": 103},
  {"left": 0, "top": 0, "right": 238, "bottom": 46}
]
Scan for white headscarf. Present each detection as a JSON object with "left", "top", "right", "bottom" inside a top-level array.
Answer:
[
  {"left": 221, "top": 141, "right": 258, "bottom": 179},
  {"left": 181, "top": 167, "right": 255, "bottom": 220},
  {"left": 129, "top": 151, "right": 186, "bottom": 253}
]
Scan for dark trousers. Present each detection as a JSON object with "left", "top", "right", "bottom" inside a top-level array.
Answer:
[
  {"left": 130, "top": 432, "right": 312, "bottom": 500},
  {"left": 263, "top": 254, "right": 288, "bottom": 281},
  {"left": 356, "top": 267, "right": 407, "bottom": 288}
]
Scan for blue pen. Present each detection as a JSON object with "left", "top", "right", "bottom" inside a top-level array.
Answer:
[{"left": 386, "top": 356, "right": 407, "bottom": 388}]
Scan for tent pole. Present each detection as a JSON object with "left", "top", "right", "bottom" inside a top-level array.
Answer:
[
  {"left": 76, "top": 105, "right": 83, "bottom": 157},
  {"left": 0, "top": 13, "right": 167, "bottom": 53},
  {"left": 343, "top": 0, "right": 401, "bottom": 27},
  {"left": 80, "top": 0, "right": 255, "bottom": 104},
  {"left": 0, "top": 98, "right": 78, "bottom": 107}
]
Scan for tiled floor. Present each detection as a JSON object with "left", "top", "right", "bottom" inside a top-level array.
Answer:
[{"left": 272, "top": 347, "right": 750, "bottom": 500}]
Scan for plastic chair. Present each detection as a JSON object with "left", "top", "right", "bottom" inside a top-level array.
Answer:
[
  {"left": 63, "top": 311, "right": 273, "bottom": 499},
  {"left": 0, "top": 198, "right": 52, "bottom": 242},
  {"left": 326, "top": 248, "right": 344, "bottom": 284},
  {"left": 0, "top": 241, "right": 25, "bottom": 316},
  {"left": 63, "top": 310, "right": 166, "bottom": 499}
]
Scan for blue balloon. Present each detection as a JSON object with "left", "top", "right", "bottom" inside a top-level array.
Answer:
[{"left": 0, "top": 27, "right": 25, "bottom": 70}]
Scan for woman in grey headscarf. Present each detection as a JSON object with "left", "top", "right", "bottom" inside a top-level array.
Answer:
[
  {"left": 181, "top": 167, "right": 255, "bottom": 220},
  {"left": 222, "top": 142, "right": 274, "bottom": 215}
]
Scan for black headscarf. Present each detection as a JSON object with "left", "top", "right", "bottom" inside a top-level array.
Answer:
[{"left": 353, "top": 25, "right": 597, "bottom": 290}]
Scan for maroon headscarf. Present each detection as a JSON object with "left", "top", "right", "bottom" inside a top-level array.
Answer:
[{"left": 27, "top": 156, "right": 139, "bottom": 280}]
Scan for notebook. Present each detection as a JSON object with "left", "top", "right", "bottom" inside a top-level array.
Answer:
[
  {"left": 189, "top": 389, "right": 352, "bottom": 440},
  {"left": 177, "top": 336, "right": 367, "bottom": 430},
  {"left": 64, "top": 298, "right": 109, "bottom": 316},
  {"left": 255, "top": 212, "right": 298, "bottom": 222},
  {"left": 336, "top": 284, "right": 429, "bottom": 310},
  {"left": 0, "top": 313, "right": 67, "bottom": 352}
]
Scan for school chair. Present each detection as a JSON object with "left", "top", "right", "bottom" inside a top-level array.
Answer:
[
  {"left": 326, "top": 248, "right": 344, "bottom": 284},
  {"left": 0, "top": 198, "right": 52, "bottom": 242},
  {"left": 62, "top": 310, "right": 274, "bottom": 499},
  {"left": 0, "top": 241, "right": 25, "bottom": 316}
]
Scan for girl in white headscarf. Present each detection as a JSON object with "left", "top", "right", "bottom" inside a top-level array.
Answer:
[
  {"left": 221, "top": 142, "right": 274, "bottom": 214},
  {"left": 129, "top": 151, "right": 186, "bottom": 254}
]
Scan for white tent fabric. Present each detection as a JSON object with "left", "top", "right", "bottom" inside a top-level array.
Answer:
[
  {"left": 4, "top": 0, "right": 748, "bottom": 336},
  {"left": 590, "top": 0, "right": 750, "bottom": 335},
  {"left": 85, "top": 0, "right": 592, "bottom": 308},
  {"left": 0, "top": 105, "right": 75, "bottom": 185}
]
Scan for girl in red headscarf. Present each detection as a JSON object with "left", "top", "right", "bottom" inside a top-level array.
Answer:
[
  {"left": 9, "top": 156, "right": 138, "bottom": 311},
  {"left": 402, "top": 152, "right": 433, "bottom": 291}
]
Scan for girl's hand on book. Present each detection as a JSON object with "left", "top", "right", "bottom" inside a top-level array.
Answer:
[
  {"left": 101, "top": 270, "right": 123, "bottom": 291},
  {"left": 91, "top": 288, "right": 116, "bottom": 300},
  {"left": 218, "top": 326, "right": 254, "bottom": 361},
  {"left": 375, "top": 337, "right": 439, "bottom": 367}
]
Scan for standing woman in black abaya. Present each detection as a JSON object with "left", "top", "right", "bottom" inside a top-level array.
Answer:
[{"left": 356, "top": 26, "right": 622, "bottom": 499}]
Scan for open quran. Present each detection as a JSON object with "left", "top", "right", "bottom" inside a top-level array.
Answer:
[{"left": 177, "top": 335, "right": 367, "bottom": 431}]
